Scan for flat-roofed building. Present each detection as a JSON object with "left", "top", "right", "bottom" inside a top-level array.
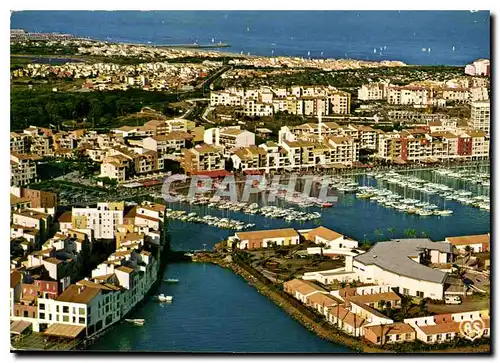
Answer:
[
  {"left": 11, "top": 153, "right": 40, "bottom": 186},
  {"left": 72, "top": 202, "right": 124, "bottom": 240},
  {"left": 445, "top": 233, "right": 490, "bottom": 253},
  {"left": 364, "top": 322, "right": 416, "bottom": 345},
  {"left": 232, "top": 228, "right": 300, "bottom": 250},
  {"left": 283, "top": 279, "right": 327, "bottom": 304},
  {"left": 471, "top": 101, "right": 490, "bottom": 134},
  {"left": 352, "top": 239, "right": 453, "bottom": 300}
]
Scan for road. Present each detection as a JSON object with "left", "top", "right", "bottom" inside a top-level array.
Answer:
[
  {"left": 196, "top": 65, "right": 231, "bottom": 91},
  {"left": 179, "top": 65, "right": 231, "bottom": 123}
]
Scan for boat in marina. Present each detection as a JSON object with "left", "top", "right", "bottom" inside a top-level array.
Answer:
[
  {"left": 164, "top": 278, "right": 179, "bottom": 283},
  {"left": 434, "top": 210, "right": 453, "bottom": 216},
  {"left": 417, "top": 209, "right": 434, "bottom": 216}
]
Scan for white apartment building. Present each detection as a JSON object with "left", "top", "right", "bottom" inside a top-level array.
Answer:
[
  {"left": 327, "top": 136, "right": 359, "bottom": 166},
  {"left": 243, "top": 99, "right": 274, "bottom": 116},
  {"left": 470, "top": 101, "right": 490, "bottom": 134},
  {"left": 71, "top": 202, "right": 124, "bottom": 239},
  {"left": 100, "top": 161, "right": 127, "bottom": 183},
  {"left": 329, "top": 91, "right": 351, "bottom": 114},
  {"left": 387, "top": 86, "right": 428, "bottom": 105},
  {"left": 10, "top": 132, "right": 30, "bottom": 154},
  {"left": 473, "top": 59, "right": 490, "bottom": 76},
  {"left": 182, "top": 144, "right": 224, "bottom": 173},
  {"left": 204, "top": 127, "right": 255, "bottom": 150},
  {"left": 357, "top": 83, "right": 388, "bottom": 101},
  {"left": 209, "top": 89, "right": 244, "bottom": 107},
  {"left": 11, "top": 153, "right": 39, "bottom": 187},
  {"left": 470, "top": 87, "right": 489, "bottom": 101}
]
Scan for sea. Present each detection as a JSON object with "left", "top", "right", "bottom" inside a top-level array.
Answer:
[
  {"left": 11, "top": 10, "right": 490, "bottom": 66},
  {"left": 10, "top": 11, "right": 491, "bottom": 352}
]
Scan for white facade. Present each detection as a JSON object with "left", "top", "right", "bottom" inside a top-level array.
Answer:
[
  {"left": 351, "top": 260, "right": 444, "bottom": 299},
  {"left": 471, "top": 102, "right": 490, "bottom": 134},
  {"left": 72, "top": 203, "right": 124, "bottom": 239}
]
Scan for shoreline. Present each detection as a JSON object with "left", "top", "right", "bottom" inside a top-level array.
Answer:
[{"left": 192, "top": 253, "right": 490, "bottom": 354}]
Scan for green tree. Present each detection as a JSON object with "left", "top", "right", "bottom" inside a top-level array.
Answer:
[
  {"left": 404, "top": 229, "right": 417, "bottom": 238},
  {"left": 419, "top": 298, "right": 428, "bottom": 314}
]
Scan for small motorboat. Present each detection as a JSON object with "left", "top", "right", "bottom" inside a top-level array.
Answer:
[
  {"left": 157, "top": 294, "right": 173, "bottom": 302},
  {"left": 125, "top": 319, "right": 145, "bottom": 326},
  {"left": 164, "top": 278, "right": 179, "bottom": 284}
]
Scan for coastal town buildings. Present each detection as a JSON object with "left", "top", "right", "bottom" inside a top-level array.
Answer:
[
  {"left": 301, "top": 237, "right": 468, "bottom": 300},
  {"left": 12, "top": 61, "right": 221, "bottom": 93},
  {"left": 228, "top": 226, "right": 357, "bottom": 252},
  {"left": 10, "top": 199, "right": 166, "bottom": 341},
  {"left": 283, "top": 276, "right": 489, "bottom": 345},
  {"left": 11, "top": 187, "right": 58, "bottom": 209},
  {"left": 210, "top": 86, "right": 351, "bottom": 117}
]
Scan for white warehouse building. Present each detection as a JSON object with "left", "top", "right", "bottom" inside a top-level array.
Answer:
[{"left": 352, "top": 239, "right": 453, "bottom": 300}]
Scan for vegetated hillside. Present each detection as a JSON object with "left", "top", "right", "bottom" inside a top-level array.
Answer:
[{"left": 10, "top": 88, "right": 183, "bottom": 131}]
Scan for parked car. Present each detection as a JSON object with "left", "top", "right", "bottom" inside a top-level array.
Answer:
[{"left": 445, "top": 295, "right": 462, "bottom": 305}]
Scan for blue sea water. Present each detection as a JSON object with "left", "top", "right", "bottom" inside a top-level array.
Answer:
[
  {"left": 11, "top": 10, "right": 490, "bottom": 66},
  {"left": 89, "top": 262, "right": 353, "bottom": 353}
]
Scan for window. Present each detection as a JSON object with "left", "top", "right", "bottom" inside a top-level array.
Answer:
[
  {"left": 40, "top": 313, "right": 46, "bottom": 319},
  {"left": 56, "top": 306, "right": 59, "bottom": 313},
  {"left": 436, "top": 334, "right": 442, "bottom": 341},
  {"left": 79, "top": 317, "right": 85, "bottom": 324},
  {"left": 39, "top": 303, "right": 45, "bottom": 310},
  {"left": 427, "top": 336, "right": 432, "bottom": 342},
  {"left": 79, "top": 308, "right": 85, "bottom": 315},
  {"left": 446, "top": 333, "right": 451, "bottom": 339},
  {"left": 62, "top": 315, "right": 69, "bottom": 322},
  {"left": 23, "top": 311, "right": 29, "bottom": 317},
  {"left": 63, "top": 306, "right": 69, "bottom": 313},
  {"left": 405, "top": 333, "right": 412, "bottom": 340},
  {"left": 396, "top": 334, "right": 401, "bottom": 341}
]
